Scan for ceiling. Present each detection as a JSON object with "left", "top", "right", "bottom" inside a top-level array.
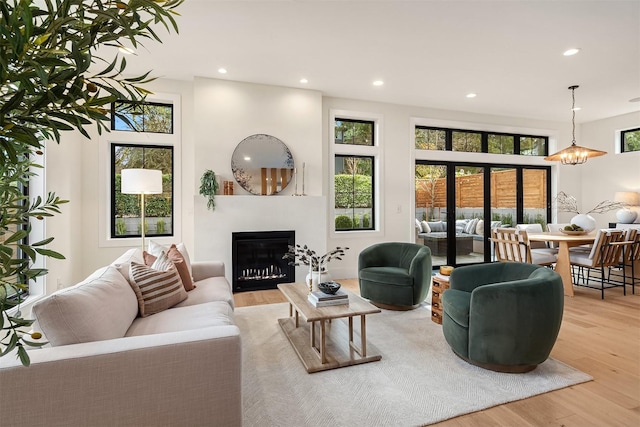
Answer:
[{"left": 119, "top": 0, "right": 640, "bottom": 124}]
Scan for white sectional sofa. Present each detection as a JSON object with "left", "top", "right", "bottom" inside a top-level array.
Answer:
[{"left": 0, "top": 248, "right": 242, "bottom": 427}]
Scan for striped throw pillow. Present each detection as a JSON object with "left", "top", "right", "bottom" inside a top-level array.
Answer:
[{"left": 129, "top": 261, "right": 187, "bottom": 317}]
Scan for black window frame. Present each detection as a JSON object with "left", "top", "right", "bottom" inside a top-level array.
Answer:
[
  {"left": 621, "top": 127, "right": 640, "bottom": 153},
  {"left": 110, "top": 143, "right": 175, "bottom": 239},
  {"left": 334, "top": 154, "right": 376, "bottom": 232},
  {"left": 334, "top": 118, "right": 375, "bottom": 146},
  {"left": 111, "top": 100, "right": 174, "bottom": 134},
  {"left": 415, "top": 125, "right": 549, "bottom": 156}
]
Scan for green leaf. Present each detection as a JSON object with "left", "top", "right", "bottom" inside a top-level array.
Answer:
[{"left": 34, "top": 248, "right": 66, "bottom": 259}]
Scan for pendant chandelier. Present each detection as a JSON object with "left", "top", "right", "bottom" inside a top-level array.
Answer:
[{"left": 544, "top": 85, "right": 607, "bottom": 165}]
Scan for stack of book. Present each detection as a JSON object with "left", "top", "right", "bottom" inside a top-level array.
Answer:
[{"left": 308, "top": 290, "right": 349, "bottom": 307}]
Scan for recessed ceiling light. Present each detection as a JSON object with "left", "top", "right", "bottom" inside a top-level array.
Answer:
[
  {"left": 372, "top": 80, "right": 384, "bottom": 86},
  {"left": 571, "top": 107, "right": 582, "bottom": 111},
  {"left": 629, "top": 97, "right": 640, "bottom": 103},
  {"left": 244, "top": 156, "right": 251, "bottom": 161},
  {"left": 563, "top": 48, "right": 581, "bottom": 56},
  {"left": 466, "top": 93, "right": 477, "bottom": 98},
  {"left": 118, "top": 46, "right": 135, "bottom": 55},
  {"left": 300, "top": 78, "right": 308, "bottom": 84},
  {"left": 218, "top": 68, "right": 227, "bottom": 74}
]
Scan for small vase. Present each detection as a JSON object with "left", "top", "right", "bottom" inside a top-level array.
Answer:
[
  {"left": 305, "top": 269, "right": 332, "bottom": 292},
  {"left": 570, "top": 213, "right": 597, "bottom": 232}
]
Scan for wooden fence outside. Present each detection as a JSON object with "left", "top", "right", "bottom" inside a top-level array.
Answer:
[{"left": 416, "top": 169, "right": 547, "bottom": 210}]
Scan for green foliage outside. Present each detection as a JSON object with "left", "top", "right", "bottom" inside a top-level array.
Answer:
[
  {"left": 492, "top": 212, "right": 514, "bottom": 226},
  {"left": 334, "top": 174, "right": 372, "bottom": 208},
  {"left": 114, "top": 102, "right": 173, "bottom": 133},
  {"left": 0, "top": 0, "right": 183, "bottom": 366},
  {"left": 623, "top": 129, "right": 640, "bottom": 152},
  {"left": 115, "top": 218, "right": 126, "bottom": 236},
  {"left": 335, "top": 120, "right": 373, "bottom": 146},
  {"left": 114, "top": 173, "right": 172, "bottom": 218},
  {"left": 363, "top": 214, "right": 371, "bottom": 228},
  {"left": 156, "top": 218, "right": 166, "bottom": 234},
  {"left": 335, "top": 215, "right": 352, "bottom": 230}
]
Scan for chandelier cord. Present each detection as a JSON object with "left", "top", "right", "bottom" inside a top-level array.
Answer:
[{"left": 571, "top": 87, "right": 577, "bottom": 144}]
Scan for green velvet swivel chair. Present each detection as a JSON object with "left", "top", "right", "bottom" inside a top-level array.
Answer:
[
  {"left": 442, "top": 262, "right": 563, "bottom": 373},
  {"left": 358, "top": 242, "right": 432, "bottom": 310}
]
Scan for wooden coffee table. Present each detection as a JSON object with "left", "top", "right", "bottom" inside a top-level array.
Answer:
[{"left": 277, "top": 282, "right": 382, "bottom": 373}]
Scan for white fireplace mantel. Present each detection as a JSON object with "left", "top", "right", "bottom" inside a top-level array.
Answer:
[{"left": 193, "top": 195, "right": 327, "bottom": 285}]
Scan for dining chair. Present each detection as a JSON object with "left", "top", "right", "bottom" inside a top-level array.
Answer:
[
  {"left": 516, "top": 223, "right": 557, "bottom": 254},
  {"left": 491, "top": 228, "right": 557, "bottom": 267},
  {"left": 609, "top": 228, "right": 640, "bottom": 295},
  {"left": 569, "top": 229, "right": 626, "bottom": 299}
]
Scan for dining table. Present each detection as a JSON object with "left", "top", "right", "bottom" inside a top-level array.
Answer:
[{"left": 527, "top": 231, "right": 596, "bottom": 297}]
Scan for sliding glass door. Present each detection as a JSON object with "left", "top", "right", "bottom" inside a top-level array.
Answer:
[{"left": 415, "top": 161, "right": 550, "bottom": 267}]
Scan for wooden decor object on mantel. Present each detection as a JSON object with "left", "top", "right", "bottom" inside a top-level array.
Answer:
[{"left": 431, "top": 273, "right": 450, "bottom": 324}]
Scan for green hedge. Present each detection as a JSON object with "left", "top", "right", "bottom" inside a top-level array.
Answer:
[
  {"left": 334, "top": 174, "right": 372, "bottom": 208},
  {"left": 115, "top": 173, "right": 172, "bottom": 217}
]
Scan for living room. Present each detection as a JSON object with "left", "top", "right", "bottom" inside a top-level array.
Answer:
[{"left": 1, "top": 1, "right": 639, "bottom": 426}]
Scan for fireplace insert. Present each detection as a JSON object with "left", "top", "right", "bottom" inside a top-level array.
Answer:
[{"left": 231, "top": 230, "right": 295, "bottom": 292}]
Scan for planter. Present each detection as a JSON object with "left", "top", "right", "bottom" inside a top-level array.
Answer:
[
  {"left": 570, "top": 214, "right": 596, "bottom": 232},
  {"left": 306, "top": 270, "right": 332, "bottom": 292}
]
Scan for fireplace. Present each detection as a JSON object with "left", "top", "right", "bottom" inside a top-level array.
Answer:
[{"left": 232, "top": 230, "right": 295, "bottom": 292}]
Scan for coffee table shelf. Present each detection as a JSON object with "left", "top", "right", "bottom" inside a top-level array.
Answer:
[{"left": 277, "top": 282, "right": 382, "bottom": 373}]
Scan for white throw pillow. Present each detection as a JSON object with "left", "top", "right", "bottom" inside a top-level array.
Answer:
[
  {"left": 475, "top": 219, "right": 484, "bottom": 235},
  {"left": 415, "top": 218, "right": 422, "bottom": 232},
  {"left": 32, "top": 266, "right": 138, "bottom": 346},
  {"left": 148, "top": 240, "right": 193, "bottom": 278},
  {"left": 420, "top": 221, "right": 431, "bottom": 234}
]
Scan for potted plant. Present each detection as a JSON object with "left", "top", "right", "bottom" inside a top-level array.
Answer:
[
  {"left": 555, "top": 191, "right": 623, "bottom": 232},
  {"left": 283, "top": 245, "right": 349, "bottom": 292},
  {"left": 199, "top": 170, "right": 220, "bottom": 211},
  {"left": 1, "top": 0, "right": 183, "bottom": 367}
]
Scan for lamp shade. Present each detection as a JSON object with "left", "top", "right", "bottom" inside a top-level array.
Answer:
[
  {"left": 121, "top": 169, "right": 163, "bottom": 194},
  {"left": 614, "top": 191, "right": 640, "bottom": 206}
]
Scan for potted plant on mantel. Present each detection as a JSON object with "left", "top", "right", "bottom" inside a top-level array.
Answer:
[
  {"left": 283, "top": 245, "right": 349, "bottom": 292},
  {"left": 0, "top": 0, "right": 183, "bottom": 367}
]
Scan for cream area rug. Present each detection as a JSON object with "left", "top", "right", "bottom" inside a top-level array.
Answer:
[{"left": 236, "top": 302, "right": 591, "bottom": 427}]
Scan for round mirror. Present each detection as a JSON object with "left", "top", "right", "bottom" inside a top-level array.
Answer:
[{"left": 231, "top": 134, "right": 295, "bottom": 195}]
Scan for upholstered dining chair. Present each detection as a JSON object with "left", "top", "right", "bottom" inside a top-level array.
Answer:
[
  {"left": 569, "top": 229, "right": 626, "bottom": 299},
  {"left": 441, "top": 262, "right": 564, "bottom": 372},
  {"left": 491, "top": 228, "right": 556, "bottom": 267},
  {"left": 358, "top": 242, "right": 432, "bottom": 310}
]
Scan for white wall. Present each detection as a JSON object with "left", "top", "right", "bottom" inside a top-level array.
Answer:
[
  {"left": 41, "top": 77, "right": 637, "bottom": 292},
  {"left": 578, "top": 111, "right": 640, "bottom": 227}
]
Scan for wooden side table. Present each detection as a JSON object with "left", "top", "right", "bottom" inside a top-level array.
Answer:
[{"left": 431, "top": 274, "right": 450, "bottom": 324}]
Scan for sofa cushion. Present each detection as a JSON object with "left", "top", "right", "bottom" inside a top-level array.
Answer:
[
  {"left": 129, "top": 262, "right": 188, "bottom": 317},
  {"left": 32, "top": 266, "right": 138, "bottom": 346},
  {"left": 420, "top": 221, "right": 431, "bottom": 234},
  {"left": 111, "top": 248, "right": 145, "bottom": 287},
  {"left": 475, "top": 219, "right": 484, "bottom": 235},
  {"left": 360, "top": 266, "right": 413, "bottom": 286},
  {"left": 148, "top": 240, "right": 193, "bottom": 279},
  {"left": 174, "top": 276, "right": 235, "bottom": 309},
  {"left": 125, "top": 301, "right": 234, "bottom": 337},
  {"left": 144, "top": 248, "right": 195, "bottom": 292},
  {"left": 428, "top": 221, "right": 445, "bottom": 232},
  {"left": 464, "top": 218, "right": 479, "bottom": 234}
]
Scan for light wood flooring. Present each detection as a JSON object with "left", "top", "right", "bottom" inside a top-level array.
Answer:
[{"left": 234, "top": 279, "right": 640, "bottom": 426}]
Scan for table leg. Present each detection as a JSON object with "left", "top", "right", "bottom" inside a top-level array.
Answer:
[
  {"left": 360, "top": 315, "right": 367, "bottom": 357},
  {"left": 556, "top": 241, "right": 575, "bottom": 297},
  {"left": 320, "top": 320, "right": 326, "bottom": 364},
  {"left": 310, "top": 320, "right": 316, "bottom": 350}
]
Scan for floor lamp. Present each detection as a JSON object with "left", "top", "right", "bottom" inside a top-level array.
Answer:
[{"left": 121, "top": 168, "right": 163, "bottom": 251}]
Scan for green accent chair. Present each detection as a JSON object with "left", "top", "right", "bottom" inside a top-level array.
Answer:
[
  {"left": 442, "top": 262, "right": 564, "bottom": 373},
  {"left": 358, "top": 242, "right": 432, "bottom": 310}
]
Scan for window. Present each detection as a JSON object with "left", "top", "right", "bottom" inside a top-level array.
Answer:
[
  {"left": 332, "top": 114, "right": 381, "bottom": 233},
  {"left": 111, "top": 101, "right": 173, "bottom": 134},
  {"left": 415, "top": 126, "right": 548, "bottom": 156},
  {"left": 335, "top": 155, "right": 374, "bottom": 231},
  {"left": 621, "top": 127, "right": 640, "bottom": 153},
  {"left": 334, "top": 119, "right": 374, "bottom": 146},
  {"left": 2, "top": 178, "right": 28, "bottom": 300},
  {"left": 416, "top": 128, "right": 446, "bottom": 150},
  {"left": 488, "top": 134, "right": 514, "bottom": 154},
  {"left": 111, "top": 144, "right": 174, "bottom": 238}
]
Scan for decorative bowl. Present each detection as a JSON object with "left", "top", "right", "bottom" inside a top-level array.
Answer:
[
  {"left": 318, "top": 281, "right": 341, "bottom": 294},
  {"left": 560, "top": 229, "right": 587, "bottom": 235},
  {"left": 439, "top": 265, "right": 454, "bottom": 276}
]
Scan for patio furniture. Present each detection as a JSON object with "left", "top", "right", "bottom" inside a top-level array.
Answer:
[
  {"left": 491, "top": 228, "right": 557, "bottom": 267},
  {"left": 421, "top": 232, "right": 473, "bottom": 256}
]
